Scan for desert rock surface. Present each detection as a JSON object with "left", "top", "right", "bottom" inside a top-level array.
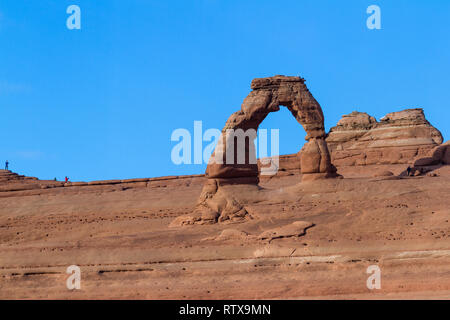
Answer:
[{"left": 0, "top": 162, "right": 449, "bottom": 299}]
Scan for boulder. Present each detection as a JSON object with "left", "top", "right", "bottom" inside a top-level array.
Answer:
[
  {"left": 413, "top": 157, "right": 438, "bottom": 167},
  {"left": 413, "top": 141, "right": 450, "bottom": 167},
  {"left": 258, "top": 221, "right": 314, "bottom": 241}
]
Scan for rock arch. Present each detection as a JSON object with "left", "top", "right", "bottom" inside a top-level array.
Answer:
[
  {"left": 171, "top": 75, "right": 338, "bottom": 226},
  {"left": 206, "top": 75, "right": 336, "bottom": 182}
]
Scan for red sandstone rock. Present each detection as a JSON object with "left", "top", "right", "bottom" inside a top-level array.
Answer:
[
  {"left": 326, "top": 108, "right": 443, "bottom": 167},
  {"left": 373, "top": 170, "right": 394, "bottom": 177},
  {"left": 191, "top": 75, "right": 338, "bottom": 225},
  {"left": 88, "top": 180, "right": 122, "bottom": 185},
  {"left": 263, "top": 108, "right": 444, "bottom": 175},
  {"left": 1, "top": 163, "right": 450, "bottom": 299},
  {"left": 205, "top": 75, "right": 333, "bottom": 181},
  {"left": 0, "top": 170, "right": 205, "bottom": 197},
  {"left": 413, "top": 140, "right": 450, "bottom": 167},
  {"left": 120, "top": 178, "right": 150, "bottom": 183},
  {"left": 258, "top": 221, "right": 314, "bottom": 241},
  {"left": 444, "top": 144, "right": 450, "bottom": 164},
  {"left": 71, "top": 182, "right": 88, "bottom": 186}
]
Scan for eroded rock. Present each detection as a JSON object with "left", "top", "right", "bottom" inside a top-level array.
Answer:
[
  {"left": 185, "top": 75, "right": 339, "bottom": 225},
  {"left": 327, "top": 108, "right": 443, "bottom": 167},
  {"left": 258, "top": 221, "right": 314, "bottom": 241},
  {"left": 373, "top": 170, "right": 394, "bottom": 177}
]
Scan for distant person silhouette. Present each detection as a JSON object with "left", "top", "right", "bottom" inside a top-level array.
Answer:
[
  {"left": 406, "top": 166, "right": 411, "bottom": 176},
  {"left": 65, "top": 176, "right": 69, "bottom": 183},
  {"left": 5, "top": 160, "right": 9, "bottom": 170}
]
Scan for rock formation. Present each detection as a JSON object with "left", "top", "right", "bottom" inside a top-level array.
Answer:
[
  {"left": 269, "top": 108, "right": 444, "bottom": 174},
  {"left": 327, "top": 108, "right": 443, "bottom": 166},
  {"left": 206, "top": 75, "right": 336, "bottom": 181},
  {"left": 412, "top": 141, "right": 450, "bottom": 167},
  {"left": 0, "top": 170, "right": 38, "bottom": 183},
  {"left": 257, "top": 221, "right": 314, "bottom": 241},
  {"left": 172, "top": 75, "right": 339, "bottom": 226},
  {"left": 0, "top": 169, "right": 206, "bottom": 196}
]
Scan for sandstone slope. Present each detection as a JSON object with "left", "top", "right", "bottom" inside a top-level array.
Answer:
[{"left": 0, "top": 164, "right": 449, "bottom": 299}]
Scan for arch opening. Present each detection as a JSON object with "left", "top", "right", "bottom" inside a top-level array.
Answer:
[{"left": 256, "top": 106, "right": 306, "bottom": 178}]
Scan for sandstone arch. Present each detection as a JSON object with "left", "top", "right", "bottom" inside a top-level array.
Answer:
[
  {"left": 206, "top": 75, "right": 336, "bottom": 182},
  {"left": 171, "top": 75, "right": 338, "bottom": 226}
]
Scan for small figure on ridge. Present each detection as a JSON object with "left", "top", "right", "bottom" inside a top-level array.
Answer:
[
  {"left": 406, "top": 166, "right": 411, "bottom": 176},
  {"left": 5, "top": 160, "right": 9, "bottom": 170}
]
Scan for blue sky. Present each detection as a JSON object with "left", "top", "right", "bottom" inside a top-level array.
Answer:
[{"left": 1, "top": 0, "right": 449, "bottom": 181}]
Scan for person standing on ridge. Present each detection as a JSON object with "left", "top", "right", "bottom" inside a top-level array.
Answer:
[
  {"left": 65, "top": 176, "right": 69, "bottom": 183},
  {"left": 5, "top": 160, "right": 9, "bottom": 170},
  {"left": 406, "top": 166, "right": 411, "bottom": 176}
]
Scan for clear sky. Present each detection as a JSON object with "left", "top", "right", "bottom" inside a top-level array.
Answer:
[{"left": 1, "top": 0, "right": 449, "bottom": 181}]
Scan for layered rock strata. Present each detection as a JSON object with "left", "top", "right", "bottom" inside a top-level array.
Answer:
[
  {"left": 268, "top": 108, "right": 444, "bottom": 174},
  {"left": 326, "top": 108, "right": 443, "bottom": 166}
]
